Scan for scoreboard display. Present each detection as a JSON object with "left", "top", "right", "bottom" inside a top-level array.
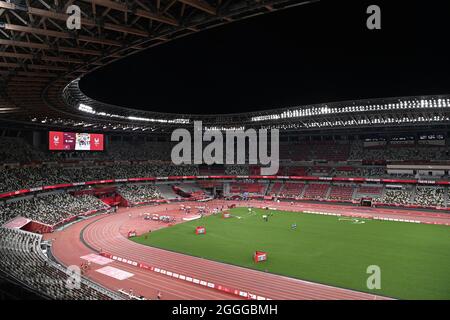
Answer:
[{"left": 49, "top": 131, "right": 104, "bottom": 151}]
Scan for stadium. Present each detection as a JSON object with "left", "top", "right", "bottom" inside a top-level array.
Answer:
[{"left": 0, "top": 0, "right": 449, "bottom": 303}]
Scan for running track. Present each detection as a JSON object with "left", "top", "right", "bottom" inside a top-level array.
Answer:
[{"left": 47, "top": 200, "right": 450, "bottom": 300}]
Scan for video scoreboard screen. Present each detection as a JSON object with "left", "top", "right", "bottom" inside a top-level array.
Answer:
[{"left": 49, "top": 131, "right": 104, "bottom": 151}]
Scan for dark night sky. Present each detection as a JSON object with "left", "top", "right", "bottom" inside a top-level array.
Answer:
[{"left": 80, "top": 1, "right": 450, "bottom": 114}]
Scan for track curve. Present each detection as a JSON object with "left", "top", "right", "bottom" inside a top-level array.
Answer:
[{"left": 49, "top": 200, "right": 450, "bottom": 300}]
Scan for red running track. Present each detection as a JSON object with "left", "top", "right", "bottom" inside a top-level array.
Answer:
[
  {"left": 47, "top": 200, "right": 450, "bottom": 300},
  {"left": 47, "top": 213, "right": 234, "bottom": 300},
  {"left": 47, "top": 201, "right": 450, "bottom": 300}
]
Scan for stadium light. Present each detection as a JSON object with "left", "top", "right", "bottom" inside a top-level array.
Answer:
[
  {"left": 78, "top": 104, "right": 94, "bottom": 113},
  {"left": 251, "top": 98, "right": 450, "bottom": 123}
]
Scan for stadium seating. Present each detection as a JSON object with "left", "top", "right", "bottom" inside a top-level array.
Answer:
[
  {"left": 360, "top": 167, "right": 386, "bottom": 177},
  {"left": 229, "top": 182, "right": 266, "bottom": 194},
  {"left": 0, "top": 193, "right": 108, "bottom": 226},
  {"left": 176, "top": 183, "right": 209, "bottom": 199},
  {"left": 269, "top": 182, "right": 283, "bottom": 195},
  {"left": 414, "top": 187, "right": 446, "bottom": 207},
  {"left": 199, "top": 166, "right": 225, "bottom": 175},
  {"left": 302, "top": 184, "right": 330, "bottom": 199},
  {"left": 284, "top": 141, "right": 350, "bottom": 162},
  {"left": 157, "top": 184, "right": 181, "bottom": 199},
  {"left": 333, "top": 167, "right": 358, "bottom": 176},
  {"left": 328, "top": 185, "right": 355, "bottom": 200},
  {"left": 0, "top": 137, "right": 54, "bottom": 163},
  {"left": 0, "top": 228, "right": 123, "bottom": 300},
  {"left": 118, "top": 184, "right": 162, "bottom": 205},
  {"left": 197, "top": 181, "right": 222, "bottom": 188},
  {"left": 225, "top": 165, "right": 250, "bottom": 176},
  {"left": 280, "top": 182, "right": 306, "bottom": 197},
  {"left": 286, "top": 167, "right": 309, "bottom": 176},
  {"left": 286, "top": 143, "right": 311, "bottom": 161},
  {"left": 0, "top": 164, "right": 200, "bottom": 194},
  {"left": 0, "top": 136, "right": 449, "bottom": 213},
  {"left": 379, "top": 189, "right": 412, "bottom": 205},
  {"left": 2, "top": 136, "right": 450, "bottom": 167},
  {"left": 350, "top": 141, "right": 450, "bottom": 161},
  {"left": 310, "top": 166, "right": 333, "bottom": 176},
  {"left": 354, "top": 185, "right": 384, "bottom": 199},
  {"left": 312, "top": 141, "right": 350, "bottom": 161}
]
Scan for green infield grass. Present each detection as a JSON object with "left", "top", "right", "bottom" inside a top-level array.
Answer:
[{"left": 131, "top": 208, "right": 450, "bottom": 299}]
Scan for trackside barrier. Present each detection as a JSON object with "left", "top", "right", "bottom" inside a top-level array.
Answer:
[
  {"left": 302, "top": 210, "right": 450, "bottom": 226},
  {"left": 99, "top": 252, "right": 271, "bottom": 300},
  {"left": 373, "top": 217, "right": 450, "bottom": 226},
  {"left": 303, "top": 210, "right": 370, "bottom": 219},
  {"left": 304, "top": 210, "right": 342, "bottom": 217},
  {"left": 420, "top": 221, "right": 450, "bottom": 226},
  {"left": 373, "top": 217, "right": 421, "bottom": 223}
]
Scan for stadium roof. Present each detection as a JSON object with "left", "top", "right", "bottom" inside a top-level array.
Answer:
[
  {"left": 0, "top": 0, "right": 449, "bottom": 134},
  {"left": 31, "top": 80, "right": 450, "bottom": 133},
  {"left": 0, "top": 0, "right": 316, "bottom": 126}
]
